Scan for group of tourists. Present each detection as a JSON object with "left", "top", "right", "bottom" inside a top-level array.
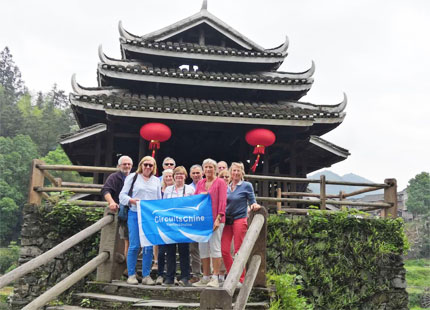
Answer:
[{"left": 101, "top": 155, "right": 260, "bottom": 288}]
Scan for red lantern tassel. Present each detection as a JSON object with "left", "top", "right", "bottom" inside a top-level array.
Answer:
[
  {"left": 253, "top": 144, "right": 265, "bottom": 155},
  {"left": 149, "top": 140, "right": 160, "bottom": 150},
  {"left": 251, "top": 154, "right": 261, "bottom": 172}
]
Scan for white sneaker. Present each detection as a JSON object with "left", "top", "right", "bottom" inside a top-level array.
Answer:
[
  {"left": 207, "top": 277, "right": 219, "bottom": 288},
  {"left": 126, "top": 274, "right": 138, "bottom": 285},
  {"left": 192, "top": 277, "right": 210, "bottom": 287},
  {"left": 236, "top": 282, "right": 243, "bottom": 289},
  {"left": 156, "top": 276, "right": 164, "bottom": 285},
  {"left": 141, "top": 276, "right": 155, "bottom": 285}
]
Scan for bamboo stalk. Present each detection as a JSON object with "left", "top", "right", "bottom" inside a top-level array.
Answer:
[
  {"left": 0, "top": 215, "right": 113, "bottom": 289},
  {"left": 21, "top": 252, "right": 109, "bottom": 310},
  {"left": 36, "top": 164, "right": 117, "bottom": 173}
]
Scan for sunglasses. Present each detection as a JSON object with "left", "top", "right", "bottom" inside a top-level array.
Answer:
[
  {"left": 143, "top": 163, "right": 154, "bottom": 168},
  {"left": 164, "top": 163, "right": 175, "bottom": 166}
]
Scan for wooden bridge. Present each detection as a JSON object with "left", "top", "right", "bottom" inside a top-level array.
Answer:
[{"left": 0, "top": 160, "right": 398, "bottom": 309}]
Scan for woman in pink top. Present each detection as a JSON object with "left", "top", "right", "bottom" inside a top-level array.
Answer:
[{"left": 192, "top": 158, "right": 227, "bottom": 288}]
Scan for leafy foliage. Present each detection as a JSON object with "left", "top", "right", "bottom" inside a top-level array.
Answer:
[
  {"left": 0, "top": 242, "right": 20, "bottom": 274},
  {"left": 267, "top": 210, "right": 409, "bottom": 310},
  {"left": 0, "top": 135, "right": 39, "bottom": 244},
  {"left": 41, "top": 146, "right": 91, "bottom": 183},
  {"left": 406, "top": 172, "right": 430, "bottom": 217},
  {"left": 268, "top": 273, "right": 313, "bottom": 310}
]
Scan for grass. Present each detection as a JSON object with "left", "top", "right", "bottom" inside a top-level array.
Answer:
[
  {"left": 0, "top": 286, "right": 13, "bottom": 309},
  {"left": 405, "top": 258, "right": 430, "bottom": 309}
]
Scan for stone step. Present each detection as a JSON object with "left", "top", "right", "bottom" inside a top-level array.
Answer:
[
  {"left": 46, "top": 306, "right": 96, "bottom": 310},
  {"left": 71, "top": 292, "right": 269, "bottom": 309},
  {"left": 87, "top": 280, "right": 270, "bottom": 303}
]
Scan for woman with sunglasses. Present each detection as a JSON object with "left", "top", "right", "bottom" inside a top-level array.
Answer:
[
  {"left": 120, "top": 156, "right": 162, "bottom": 285},
  {"left": 221, "top": 162, "right": 260, "bottom": 286}
]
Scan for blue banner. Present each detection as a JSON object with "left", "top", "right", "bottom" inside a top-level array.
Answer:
[{"left": 137, "top": 194, "right": 213, "bottom": 246}]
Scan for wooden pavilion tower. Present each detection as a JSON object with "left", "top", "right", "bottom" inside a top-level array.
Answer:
[{"left": 61, "top": 1, "right": 349, "bottom": 182}]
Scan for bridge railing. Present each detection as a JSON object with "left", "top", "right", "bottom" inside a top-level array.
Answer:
[{"left": 29, "top": 159, "right": 398, "bottom": 218}]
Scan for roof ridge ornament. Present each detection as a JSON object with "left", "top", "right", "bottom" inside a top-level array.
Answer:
[{"left": 201, "top": 0, "right": 208, "bottom": 11}]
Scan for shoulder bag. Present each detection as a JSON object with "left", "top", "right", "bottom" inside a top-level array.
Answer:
[{"left": 118, "top": 173, "right": 139, "bottom": 223}]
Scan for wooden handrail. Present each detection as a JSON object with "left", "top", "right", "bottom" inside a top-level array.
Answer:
[
  {"left": 245, "top": 174, "right": 389, "bottom": 188},
  {"left": 34, "top": 186, "right": 101, "bottom": 194},
  {"left": 61, "top": 182, "right": 103, "bottom": 189},
  {"left": 36, "top": 164, "right": 117, "bottom": 173},
  {"left": 233, "top": 255, "right": 262, "bottom": 310},
  {"left": 224, "top": 213, "right": 265, "bottom": 296},
  {"left": 256, "top": 197, "right": 392, "bottom": 208},
  {"left": 22, "top": 252, "right": 109, "bottom": 310},
  {"left": 0, "top": 215, "right": 113, "bottom": 289}
]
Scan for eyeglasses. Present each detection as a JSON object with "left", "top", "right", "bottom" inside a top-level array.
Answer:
[
  {"left": 222, "top": 176, "right": 230, "bottom": 179},
  {"left": 143, "top": 163, "right": 154, "bottom": 168},
  {"left": 164, "top": 163, "right": 175, "bottom": 166},
  {"left": 121, "top": 163, "right": 132, "bottom": 166}
]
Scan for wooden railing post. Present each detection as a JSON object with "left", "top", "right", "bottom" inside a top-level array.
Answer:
[
  {"left": 382, "top": 178, "right": 397, "bottom": 218},
  {"left": 276, "top": 187, "right": 282, "bottom": 213},
  {"left": 320, "top": 175, "right": 326, "bottom": 210},
  {"left": 28, "top": 159, "right": 45, "bottom": 205},
  {"left": 96, "top": 207, "right": 124, "bottom": 282},
  {"left": 248, "top": 207, "right": 267, "bottom": 287}
]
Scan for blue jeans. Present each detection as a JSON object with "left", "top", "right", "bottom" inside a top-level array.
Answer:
[{"left": 127, "top": 210, "right": 152, "bottom": 277}]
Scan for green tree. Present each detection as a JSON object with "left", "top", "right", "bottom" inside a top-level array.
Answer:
[
  {"left": 41, "top": 146, "right": 91, "bottom": 183},
  {"left": 0, "top": 47, "right": 26, "bottom": 137},
  {"left": 406, "top": 172, "right": 430, "bottom": 217},
  {"left": 0, "top": 47, "right": 25, "bottom": 100},
  {"left": 0, "top": 135, "right": 38, "bottom": 245}
]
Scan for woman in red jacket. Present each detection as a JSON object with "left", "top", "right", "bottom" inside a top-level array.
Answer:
[{"left": 192, "top": 158, "right": 227, "bottom": 288}]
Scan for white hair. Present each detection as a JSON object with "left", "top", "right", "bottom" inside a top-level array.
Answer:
[
  {"left": 190, "top": 164, "right": 203, "bottom": 172},
  {"left": 202, "top": 158, "right": 217, "bottom": 169},
  {"left": 118, "top": 155, "right": 133, "bottom": 166},
  {"left": 162, "top": 157, "right": 176, "bottom": 166}
]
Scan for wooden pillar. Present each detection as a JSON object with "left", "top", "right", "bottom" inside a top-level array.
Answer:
[
  {"left": 93, "top": 136, "right": 101, "bottom": 184},
  {"left": 96, "top": 208, "right": 124, "bottom": 282},
  {"left": 320, "top": 175, "right": 326, "bottom": 210},
  {"left": 262, "top": 152, "right": 269, "bottom": 197},
  {"left": 276, "top": 188, "right": 282, "bottom": 213},
  {"left": 28, "top": 159, "right": 45, "bottom": 206},
  {"left": 138, "top": 136, "right": 146, "bottom": 161},
  {"left": 104, "top": 127, "right": 114, "bottom": 182},
  {"left": 382, "top": 178, "right": 397, "bottom": 218}
]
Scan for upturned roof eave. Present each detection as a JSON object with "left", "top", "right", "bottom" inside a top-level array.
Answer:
[
  {"left": 120, "top": 42, "right": 286, "bottom": 64},
  {"left": 118, "top": 6, "right": 289, "bottom": 54},
  {"left": 98, "top": 66, "right": 312, "bottom": 92}
]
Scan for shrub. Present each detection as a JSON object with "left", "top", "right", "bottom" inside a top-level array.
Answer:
[{"left": 0, "top": 242, "right": 19, "bottom": 274}]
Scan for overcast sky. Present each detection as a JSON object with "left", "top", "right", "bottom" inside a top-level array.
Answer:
[{"left": 1, "top": 0, "right": 429, "bottom": 189}]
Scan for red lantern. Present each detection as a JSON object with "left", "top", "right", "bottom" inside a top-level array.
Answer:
[
  {"left": 140, "top": 123, "right": 172, "bottom": 158},
  {"left": 245, "top": 128, "right": 276, "bottom": 172}
]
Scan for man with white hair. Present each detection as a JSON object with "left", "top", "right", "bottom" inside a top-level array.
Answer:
[{"left": 101, "top": 155, "right": 133, "bottom": 264}]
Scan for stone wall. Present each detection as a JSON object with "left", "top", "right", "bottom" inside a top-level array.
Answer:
[
  {"left": 267, "top": 212, "right": 409, "bottom": 310},
  {"left": 10, "top": 203, "right": 102, "bottom": 309}
]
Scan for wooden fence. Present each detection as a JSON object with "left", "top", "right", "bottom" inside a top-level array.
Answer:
[{"left": 29, "top": 159, "right": 398, "bottom": 218}]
